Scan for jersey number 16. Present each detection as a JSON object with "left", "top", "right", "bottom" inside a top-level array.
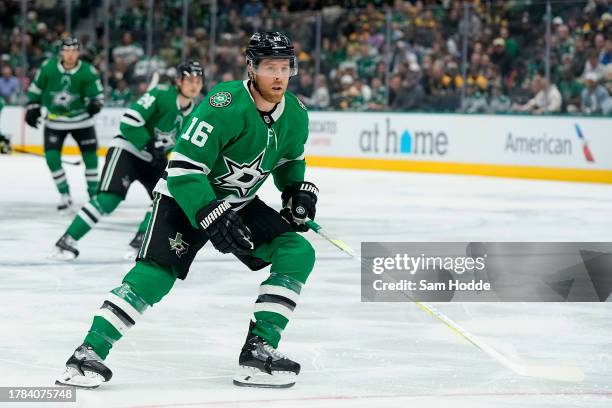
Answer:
[{"left": 181, "top": 117, "right": 214, "bottom": 147}]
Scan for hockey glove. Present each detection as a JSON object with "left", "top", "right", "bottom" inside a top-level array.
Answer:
[
  {"left": 0, "top": 134, "right": 11, "bottom": 154},
  {"left": 25, "top": 104, "right": 41, "bottom": 128},
  {"left": 197, "top": 200, "right": 254, "bottom": 255},
  {"left": 87, "top": 100, "right": 103, "bottom": 116},
  {"left": 146, "top": 139, "right": 168, "bottom": 169},
  {"left": 281, "top": 181, "right": 319, "bottom": 232}
]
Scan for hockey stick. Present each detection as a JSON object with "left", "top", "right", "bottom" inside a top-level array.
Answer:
[
  {"left": 305, "top": 219, "right": 585, "bottom": 383},
  {"left": 12, "top": 147, "right": 82, "bottom": 165},
  {"left": 147, "top": 71, "right": 160, "bottom": 91}
]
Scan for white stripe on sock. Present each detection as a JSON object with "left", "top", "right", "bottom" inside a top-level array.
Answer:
[
  {"left": 253, "top": 302, "right": 293, "bottom": 320},
  {"left": 77, "top": 210, "right": 97, "bottom": 228},
  {"left": 258, "top": 285, "right": 300, "bottom": 304},
  {"left": 107, "top": 293, "right": 142, "bottom": 322},
  {"left": 95, "top": 308, "right": 129, "bottom": 335}
]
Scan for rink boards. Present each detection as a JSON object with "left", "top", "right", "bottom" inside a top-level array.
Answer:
[{"left": 2, "top": 107, "right": 611, "bottom": 183}]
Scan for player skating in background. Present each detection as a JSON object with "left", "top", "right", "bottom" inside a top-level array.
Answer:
[
  {"left": 56, "top": 31, "right": 318, "bottom": 389},
  {"left": 51, "top": 61, "right": 204, "bottom": 260},
  {"left": 24, "top": 36, "right": 104, "bottom": 211}
]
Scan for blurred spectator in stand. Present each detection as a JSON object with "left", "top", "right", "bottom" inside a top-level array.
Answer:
[
  {"left": 0, "top": 65, "right": 20, "bottom": 103},
  {"left": 557, "top": 63, "right": 584, "bottom": 113},
  {"left": 554, "top": 24, "right": 574, "bottom": 59},
  {"left": 302, "top": 74, "right": 330, "bottom": 110},
  {"left": 490, "top": 37, "right": 513, "bottom": 78},
  {"left": 581, "top": 72, "right": 610, "bottom": 114},
  {"left": 488, "top": 84, "right": 511, "bottom": 113},
  {"left": 442, "top": 61, "right": 463, "bottom": 91},
  {"left": 391, "top": 69, "right": 425, "bottom": 111},
  {"left": 387, "top": 73, "right": 403, "bottom": 109},
  {"left": 499, "top": 26, "right": 519, "bottom": 58},
  {"left": 112, "top": 33, "right": 144, "bottom": 66},
  {"left": 583, "top": 49, "right": 605, "bottom": 79},
  {"left": 367, "top": 77, "right": 386, "bottom": 111},
  {"left": 335, "top": 74, "right": 358, "bottom": 110},
  {"left": 572, "top": 37, "right": 588, "bottom": 77},
  {"left": 460, "top": 83, "right": 488, "bottom": 113},
  {"left": 108, "top": 79, "right": 133, "bottom": 107},
  {"left": 600, "top": 39, "right": 612, "bottom": 65},
  {"left": 290, "top": 71, "right": 314, "bottom": 101},
  {"left": 513, "top": 74, "right": 563, "bottom": 114}
]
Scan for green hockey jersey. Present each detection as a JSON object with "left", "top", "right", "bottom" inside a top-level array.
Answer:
[
  {"left": 155, "top": 79, "right": 309, "bottom": 228},
  {"left": 27, "top": 57, "right": 104, "bottom": 130},
  {"left": 112, "top": 84, "right": 195, "bottom": 160}
]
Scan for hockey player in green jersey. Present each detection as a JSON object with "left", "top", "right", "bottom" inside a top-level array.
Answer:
[
  {"left": 51, "top": 61, "right": 204, "bottom": 260},
  {"left": 0, "top": 97, "right": 11, "bottom": 154},
  {"left": 25, "top": 37, "right": 104, "bottom": 211},
  {"left": 56, "top": 32, "right": 318, "bottom": 389}
]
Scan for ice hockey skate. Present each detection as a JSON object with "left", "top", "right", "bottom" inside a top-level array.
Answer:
[
  {"left": 49, "top": 233, "right": 79, "bottom": 260},
  {"left": 57, "top": 193, "right": 73, "bottom": 213},
  {"left": 56, "top": 344, "right": 112, "bottom": 389},
  {"left": 233, "top": 323, "right": 300, "bottom": 388},
  {"left": 124, "top": 231, "right": 144, "bottom": 260}
]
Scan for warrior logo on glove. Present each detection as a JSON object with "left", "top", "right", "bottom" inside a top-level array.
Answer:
[{"left": 281, "top": 181, "right": 319, "bottom": 232}]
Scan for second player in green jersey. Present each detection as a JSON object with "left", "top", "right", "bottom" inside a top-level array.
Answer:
[{"left": 51, "top": 61, "right": 204, "bottom": 260}]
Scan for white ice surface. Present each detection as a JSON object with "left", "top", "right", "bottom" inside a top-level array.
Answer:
[{"left": 0, "top": 154, "right": 611, "bottom": 408}]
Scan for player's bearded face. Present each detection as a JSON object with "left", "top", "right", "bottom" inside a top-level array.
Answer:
[
  {"left": 252, "top": 59, "right": 290, "bottom": 104},
  {"left": 178, "top": 76, "right": 204, "bottom": 98}
]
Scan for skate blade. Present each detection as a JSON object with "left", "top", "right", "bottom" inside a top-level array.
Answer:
[
  {"left": 123, "top": 248, "right": 138, "bottom": 261},
  {"left": 233, "top": 366, "right": 296, "bottom": 388},
  {"left": 57, "top": 207, "right": 75, "bottom": 216},
  {"left": 55, "top": 368, "right": 103, "bottom": 389},
  {"left": 47, "top": 250, "right": 77, "bottom": 261},
  {"left": 55, "top": 379, "right": 99, "bottom": 389}
]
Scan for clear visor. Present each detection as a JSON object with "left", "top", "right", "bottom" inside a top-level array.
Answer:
[{"left": 249, "top": 56, "right": 298, "bottom": 78}]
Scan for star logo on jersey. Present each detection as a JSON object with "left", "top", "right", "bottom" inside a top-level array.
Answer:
[
  {"left": 214, "top": 151, "right": 269, "bottom": 197},
  {"left": 51, "top": 90, "right": 76, "bottom": 109},
  {"left": 168, "top": 232, "right": 190, "bottom": 258}
]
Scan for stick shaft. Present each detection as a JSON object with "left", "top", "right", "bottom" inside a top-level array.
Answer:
[
  {"left": 305, "top": 219, "right": 584, "bottom": 382},
  {"left": 13, "top": 147, "right": 82, "bottom": 165}
]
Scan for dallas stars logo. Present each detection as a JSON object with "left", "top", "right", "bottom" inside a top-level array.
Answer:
[
  {"left": 210, "top": 91, "right": 232, "bottom": 108},
  {"left": 52, "top": 90, "right": 76, "bottom": 109},
  {"left": 168, "top": 232, "right": 190, "bottom": 258},
  {"left": 214, "top": 151, "right": 269, "bottom": 197}
]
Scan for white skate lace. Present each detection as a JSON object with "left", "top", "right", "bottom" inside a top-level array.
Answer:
[{"left": 263, "top": 343, "right": 286, "bottom": 360}]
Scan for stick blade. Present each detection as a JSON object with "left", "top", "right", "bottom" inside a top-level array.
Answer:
[{"left": 516, "top": 364, "right": 585, "bottom": 383}]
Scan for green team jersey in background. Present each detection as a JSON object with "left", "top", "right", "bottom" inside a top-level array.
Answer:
[
  {"left": 112, "top": 84, "right": 195, "bottom": 160},
  {"left": 155, "top": 79, "right": 309, "bottom": 228},
  {"left": 27, "top": 57, "right": 104, "bottom": 130}
]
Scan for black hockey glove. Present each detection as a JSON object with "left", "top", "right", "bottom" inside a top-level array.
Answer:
[
  {"left": 0, "top": 134, "right": 11, "bottom": 154},
  {"left": 87, "top": 100, "right": 103, "bottom": 116},
  {"left": 197, "top": 200, "right": 254, "bottom": 255},
  {"left": 280, "top": 181, "right": 319, "bottom": 232},
  {"left": 146, "top": 139, "right": 168, "bottom": 169},
  {"left": 25, "top": 104, "right": 41, "bottom": 128}
]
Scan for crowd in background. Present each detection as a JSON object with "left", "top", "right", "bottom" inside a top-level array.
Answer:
[{"left": 0, "top": 0, "right": 611, "bottom": 115}]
